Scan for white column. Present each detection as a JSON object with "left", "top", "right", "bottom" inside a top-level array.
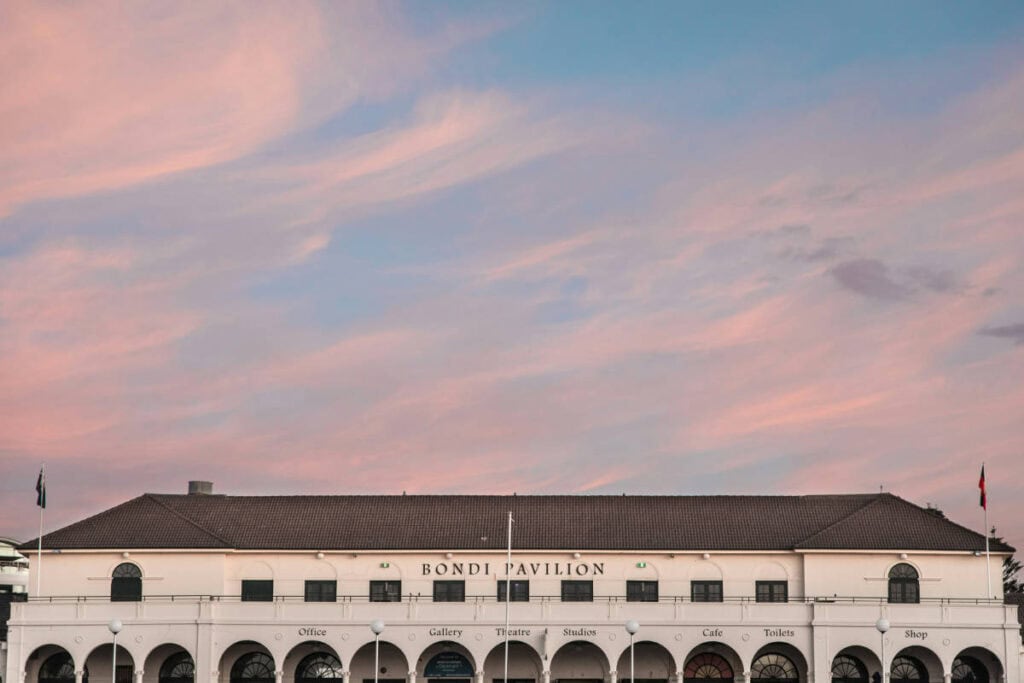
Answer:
[
  {"left": 608, "top": 670, "right": 617, "bottom": 683},
  {"left": 943, "top": 674, "right": 951, "bottom": 683},
  {"left": 542, "top": 671, "right": 551, "bottom": 683},
  {"left": 275, "top": 671, "right": 284, "bottom": 683},
  {"left": 407, "top": 672, "right": 417, "bottom": 683},
  {"left": 75, "top": 671, "right": 85, "bottom": 683},
  {"left": 134, "top": 670, "right": 144, "bottom": 683},
  {"left": 474, "top": 671, "right": 484, "bottom": 683},
  {"left": 743, "top": 671, "right": 752, "bottom": 683},
  {"left": 342, "top": 672, "right": 351, "bottom": 683}
]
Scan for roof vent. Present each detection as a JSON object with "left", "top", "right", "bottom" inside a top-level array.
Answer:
[{"left": 188, "top": 480, "right": 213, "bottom": 495}]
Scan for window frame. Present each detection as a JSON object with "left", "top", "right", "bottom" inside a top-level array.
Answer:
[
  {"left": 304, "top": 580, "right": 337, "bottom": 603},
  {"left": 497, "top": 580, "right": 530, "bottom": 602},
  {"left": 626, "top": 580, "right": 659, "bottom": 602},
  {"left": 560, "top": 580, "right": 594, "bottom": 602},
  {"left": 755, "top": 580, "right": 788, "bottom": 603},
  {"left": 887, "top": 563, "right": 920, "bottom": 604},
  {"left": 240, "top": 579, "right": 274, "bottom": 602},
  {"left": 369, "top": 580, "right": 402, "bottom": 602},
  {"left": 110, "top": 562, "right": 142, "bottom": 602},
  {"left": 691, "top": 580, "right": 723, "bottom": 603},
  {"left": 432, "top": 580, "right": 466, "bottom": 602}
]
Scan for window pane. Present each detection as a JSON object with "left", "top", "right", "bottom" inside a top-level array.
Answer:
[
  {"left": 305, "top": 580, "right": 337, "bottom": 602},
  {"left": 498, "top": 580, "right": 529, "bottom": 602},
  {"left": 433, "top": 580, "right": 465, "bottom": 602},
  {"left": 756, "top": 581, "right": 787, "bottom": 603},
  {"left": 241, "top": 580, "right": 273, "bottom": 602},
  {"left": 692, "top": 581, "right": 722, "bottom": 602},
  {"left": 627, "top": 581, "right": 658, "bottom": 602},
  {"left": 561, "top": 580, "right": 593, "bottom": 602},
  {"left": 370, "top": 581, "right": 401, "bottom": 602}
]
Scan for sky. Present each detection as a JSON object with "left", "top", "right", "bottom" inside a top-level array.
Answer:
[{"left": 1, "top": 1, "right": 1023, "bottom": 556}]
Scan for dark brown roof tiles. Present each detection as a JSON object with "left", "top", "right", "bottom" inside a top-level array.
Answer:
[{"left": 22, "top": 493, "right": 1013, "bottom": 553}]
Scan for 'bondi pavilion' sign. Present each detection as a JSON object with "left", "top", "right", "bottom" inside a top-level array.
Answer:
[{"left": 422, "top": 561, "right": 605, "bottom": 576}]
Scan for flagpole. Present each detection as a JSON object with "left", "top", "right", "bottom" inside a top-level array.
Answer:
[
  {"left": 984, "top": 502, "right": 991, "bottom": 599},
  {"left": 36, "top": 465, "right": 44, "bottom": 596},
  {"left": 503, "top": 510, "right": 512, "bottom": 683}
]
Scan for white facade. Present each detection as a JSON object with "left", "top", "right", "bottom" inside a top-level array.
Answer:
[{"left": 5, "top": 543, "right": 1021, "bottom": 683}]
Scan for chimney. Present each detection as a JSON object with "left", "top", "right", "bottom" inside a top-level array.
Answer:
[{"left": 188, "top": 480, "right": 213, "bottom": 495}]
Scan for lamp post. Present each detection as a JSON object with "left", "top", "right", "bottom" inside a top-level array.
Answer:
[
  {"left": 625, "top": 620, "right": 640, "bottom": 683},
  {"left": 875, "top": 618, "right": 890, "bottom": 683},
  {"left": 108, "top": 619, "right": 123, "bottom": 683},
  {"left": 371, "top": 620, "right": 385, "bottom": 683}
]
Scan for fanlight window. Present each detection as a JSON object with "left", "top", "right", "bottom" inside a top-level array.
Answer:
[
  {"left": 890, "top": 657, "right": 927, "bottom": 682},
  {"left": 296, "top": 654, "right": 344, "bottom": 681},
  {"left": 159, "top": 653, "right": 195, "bottom": 683},
  {"left": 684, "top": 654, "right": 734, "bottom": 680},
  {"left": 111, "top": 563, "right": 142, "bottom": 602},
  {"left": 952, "top": 657, "right": 987, "bottom": 683},
  {"left": 888, "top": 563, "right": 920, "bottom": 604},
  {"left": 39, "top": 653, "right": 76, "bottom": 683},
  {"left": 832, "top": 656, "right": 867, "bottom": 683},
  {"left": 752, "top": 654, "right": 798, "bottom": 682},
  {"left": 231, "top": 654, "right": 275, "bottom": 683}
]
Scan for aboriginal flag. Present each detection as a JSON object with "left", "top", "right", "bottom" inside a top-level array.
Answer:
[
  {"left": 35, "top": 468, "right": 46, "bottom": 509},
  {"left": 978, "top": 465, "right": 986, "bottom": 510}
]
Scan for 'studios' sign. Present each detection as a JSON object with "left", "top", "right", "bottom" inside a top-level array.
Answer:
[{"left": 422, "top": 561, "right": 605, "bottom": 576}]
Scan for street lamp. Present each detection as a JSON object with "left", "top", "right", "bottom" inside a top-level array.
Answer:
[
  {"left": 875, "top": 618, "right": 890, "bottom": 683},
  {"left": 108, "top": 619, "right": 123, "bottom": 683},
  {"left": 370, "top": 620, "right": 385, "bottom": 683},
  {"left": 625, "top": 620, "right": 640, "bottom": 683}
]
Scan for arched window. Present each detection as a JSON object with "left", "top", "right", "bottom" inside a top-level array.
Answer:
[
  {"left": 752, "top": 654, "right": 798, "bottom": 683},
  {"left": 832, "top": 656, "right": 867, "bottom": 683},
  {"left": 231, "top": 654, "right": 275, "bottom": 683},
  {"left": 159, "top": 653, "right": 195, "bottom": 683},
  {"left": 890, "top": 657, "right": 927, "bottom": 683},
  {"left": 296, "top": 653, "right": 343, "bottom": 683},
  {"left": 684, "top": 654, "right": 734, "bottom": 682},
  {"left": 39, "top": 653, "right": 76, "bottom": 683},
  {"left": 111, "top": 563, "right": 142, "bottom": 602},
  {"left": 952, "top": 657, "right": 988, "bottom": 683},
  {"left": 888, "top": 564, "right": 919, "bottom": 604}
]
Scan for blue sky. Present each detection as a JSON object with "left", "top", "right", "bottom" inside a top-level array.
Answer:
[{"left": 1, "top": 1, "right": 1023, "bottom": 556}]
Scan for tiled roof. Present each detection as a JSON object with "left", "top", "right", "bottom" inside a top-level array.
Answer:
[{"left": 22, "top": 493, "right": 1013, "bottom": 553}]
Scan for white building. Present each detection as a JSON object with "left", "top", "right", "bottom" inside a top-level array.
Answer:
[{"left": 4, "top": 484, "right": 1020, "bottom": 683}]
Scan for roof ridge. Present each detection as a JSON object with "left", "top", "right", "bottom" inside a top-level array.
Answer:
[
  {"left": 793, "top": 493, "right": 885, "bottom": 547},
  {"left": 884, "top": 493, "right": 1011, "bottom": 551},
  {"left": 143, "top": 494, "right": 233, "bottom": 547}
]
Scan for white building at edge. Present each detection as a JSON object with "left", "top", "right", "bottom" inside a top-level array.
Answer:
[{"left": 4, "top": 483, "right": 1021, "bottom": 683}]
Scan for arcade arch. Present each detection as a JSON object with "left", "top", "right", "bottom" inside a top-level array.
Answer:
[
  {"left": 84, "top": 642, "right": 136, "bottom": 683},
  {"left": 143, "top": 645, "right": 194, "bottom": 683},
  {"left": 952, "top": 648, "right": 1003, "bottom": 683},
  {"left": 217, "top": 642, "right": 274, "bottom": 683},
  {"left": 36, "top": 649, "right": 81, "bottom": 683},
  {"left": 682, "top": 643, "right": 742, "bottom": 683},
  {"left": 349, "top": 641, "right": 409, "bottom": 683},
  {"left": 614, "top": 642, "right": 675, "bottom": 683},
  {"left": 831, "top": 647, "right": 880, "bottom": 683},
  {"left": 751, "top": 644, "right": 807, "bottom": 683},
  {"left": 283, "top": 642, "right": 343, "bottom": 683},
  {"left": 890, "top": 648, "right": 942, "bottom": 683},
  {"left": 416, "top": 643, "right": 477, "bottom": 683},
  {"left": 550, "top": 641, "right": 611, "bottom": 683},
  {"left": 482, "top": 642, "right": 544, "bottom": 683}
]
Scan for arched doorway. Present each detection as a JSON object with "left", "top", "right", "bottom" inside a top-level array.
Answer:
[
  {"left": 483, "top": 641, "right": 543, "bottom": 683},
  {"left": 832, "top": 656, "right": 867, "bottom": 683},
  {"left": 751, "top": 654, "right": 798, "bottom": 683},
  {"left": 952, "top": 657, "right": 988, "bottom": 683},
  {"left": 231, "top": 654, "right": 276, "bottom": 683},
  {"left": 683, "top": 654, "right": 733, "bottom": 683},
  {"left": 85, "top": 642, "right": 135, "bottom": 683},
  {"left": 296, "top": 653, "right": 344, "bottom": 683},
  {"left": 39, "top": 652, "right": 81, "bottom": 683},
  {"left": 420, "top": 645, "right": 475, "bottom": 683},
  {"left": 550, "top": 641, "right": 609, "bottom": 683},
  {"left": 615, "top": 642, "right": 674, "bottom": 683},
  {"left": 890, "top": 657, "right": 927, "bottom": 683},
  {"left": 350, "top": 640, "right": 408, "bottom": 683},
  {"left": 160, "top": 652, "right": 195, "bottom": 683}
]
